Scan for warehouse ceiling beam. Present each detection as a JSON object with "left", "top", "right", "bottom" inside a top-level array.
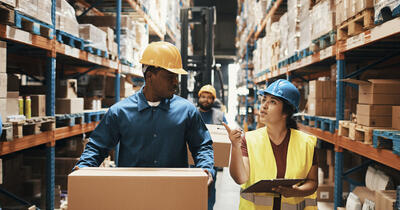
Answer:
[
  {"left": 345, "top": 50, "right": 400, "bottom": 79},
  {"left": 77, "top": 0, "right": 105, "bottom": 20},
  {"left": 75, "top": 0, "right": 105, "bottom": 16}
]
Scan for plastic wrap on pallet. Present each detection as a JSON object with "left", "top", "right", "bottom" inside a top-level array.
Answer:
[
  {"left": 79, "top": 24, "right": 107, "bottom": 52},
  {"left": 374, "top": 0, "right": 400, "bottom": 24},
  {"left": 311, "top": 0, "right": 336, "bottom": 40},
  {"left": 15, "top": 0, "right": 37, "bottom": 21},
  {"left": 287, "top": 0, "right": 298, "bottom": 34},
  {"left": 279, "top": 13, "right": 289, "bottom": 61},
  {"left": 0, "top": 0, "right": 16, "bottom": 7},
  {"left": 36, "top": 0, "right": 52, "bottom": 25},
  {"left": 287, "top": 31, "right": 299, "bottom": 58},
  {"left": 132, "top": 21, "right": 148, "bottom": 52},
  {"left": 56, "top": 0, "right": 79, "bottom": 37},
  {"left": 120, "top": 34, "right": 134, "bottom": 64},
  {"left": 299, "top": 16, "right": 312, "bottom": 51}
]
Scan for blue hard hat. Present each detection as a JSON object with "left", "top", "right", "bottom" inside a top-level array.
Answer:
[{"left": 258, "top": 79, "right": 300, "bottom": 112}]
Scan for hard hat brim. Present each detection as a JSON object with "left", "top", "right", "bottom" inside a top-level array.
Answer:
[{"left": 165, "top": 68, "right": 188, "bottom": 75}]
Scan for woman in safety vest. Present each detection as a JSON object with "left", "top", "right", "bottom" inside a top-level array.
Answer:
[{"left": 223, "top": 79, "right": 318, "bottom": 210}]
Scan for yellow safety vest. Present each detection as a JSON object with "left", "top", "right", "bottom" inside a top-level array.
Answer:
[{"left": 240, "top": 127, "right": 318, "bottom": 210}]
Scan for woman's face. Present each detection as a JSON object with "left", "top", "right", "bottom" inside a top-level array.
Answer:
[{"left": 259, "top": 94, "right": 286, "bottom": 125}]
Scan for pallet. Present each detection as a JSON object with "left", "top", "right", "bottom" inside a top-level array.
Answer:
[
  {"left": 108, "top": 52, "right": 118, "bottom": 61},
  {"left": 83, "top": 110, "right": 106, "bottom": 124},
  {"left": 311, "top": 31, "right": 336, "bottom": 52},
  {"left": 373, "top": 129, "right": 400, "bottom": 155},
  {"left": 0, "top": 3, "right": 14, "bottom": 25},
  {"left": 314, "top": 116, "right": 336, "bottom": 133},
  {"left": 14, "top": 11, "right": 53, "bottom": 39},
  {"left": 56, "top": 30, "right": 85, "bottom": 50},
  {"left": 55, "top": 113, "right": 85, "bottom": 128},
  {"left": 120, "top": 59, "right": 133, "bottom": 67},
  {"left": 22, "top": 116, "right": 55, "bottom": 136},
  {"left": 393, "top": 4, "right": 400, "bottom": 17},
  {"left": 0, "top": 122, "right": 13, "bottom": 141},
  {"left": 84, "top": 46, "right": 108, "bottom": 58},
  {"left": 338, "top": 121, "right": 384, "bottom": 144},
  {"left": 338, "top": 9, "right": 374, "bottom": 41}
]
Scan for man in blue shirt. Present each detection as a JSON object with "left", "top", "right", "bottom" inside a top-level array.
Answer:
[
  {"left": 75, "top": 42, "right": 214, "bottom": 187},
  {"left": 197, "top": 84, "right": 227, "bottom": 210}
]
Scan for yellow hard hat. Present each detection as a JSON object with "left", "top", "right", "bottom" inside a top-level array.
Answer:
[
  {"left": 198, "top": 84, "right": 216, "bottom": 98},
  {"left": 139, "top": 41, "right": 188, "bottom": 75}
]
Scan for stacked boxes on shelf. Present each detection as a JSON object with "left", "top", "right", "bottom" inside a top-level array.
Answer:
[
  {"left": 0, "top": 0, "right": 16, "bottom": 7},
  {"left": 99, "top": 27, "right": 118, "bottom": 57},
  {"left": 79, "top": 24, "right": 107, "bottom": 52},
  {"left": 0, "top": 41, "right": 7, "bottom": 122},
  {"left": 310, "top": 0, "right": 336, "bottom": 44},
  {"left": 56, "top": 79, "right": 84, "bottom": 114},
  {"left": 307, "top": 80, "right": 336, "bottom": 116},
  {"left": 15, "top": 0, "right": 52, "bottom": 25},
  {"left": 56, "top": 0, "right": 80, "bottom": 37}
]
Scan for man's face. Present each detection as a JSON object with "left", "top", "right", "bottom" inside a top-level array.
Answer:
[
  {"left": 198, "top": 92, "right": 214, "bottom": 111},
  {"left": 150, "top": 68, "right": 179, "bottom": 99}
]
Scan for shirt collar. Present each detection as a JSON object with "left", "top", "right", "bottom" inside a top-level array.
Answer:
[{"left": 137, "top": 86, "right": 171, "bottom": 112}]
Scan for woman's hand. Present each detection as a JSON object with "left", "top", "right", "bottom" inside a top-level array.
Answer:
[
  {"left": 272, "top": 185, "right": 304, "bottom": 197},
  {"left": 222, "top": 122, "right": 243, "bottom": 147}
]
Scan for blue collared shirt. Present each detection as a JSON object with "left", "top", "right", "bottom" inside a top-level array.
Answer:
[{"left": 76, "top": 87, "right": 215, "bottom": 175}]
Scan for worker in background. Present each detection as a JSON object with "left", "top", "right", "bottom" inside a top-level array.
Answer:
[
  {"left": 75, "top": 41, "right": 215, "bottom": 190},
  {"left": 198, "top": 84, "right": 227, "bottom": 125},
  {"left": 197, "top": 84, "right": 227, "bottom": 210},
  {"left": 223, "top": 79, "right": 318, "bottom": 210}
]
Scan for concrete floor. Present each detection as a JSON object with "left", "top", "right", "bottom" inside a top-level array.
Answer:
[{"left": 213, "top": 168, "right": 334, "bottom": 210}]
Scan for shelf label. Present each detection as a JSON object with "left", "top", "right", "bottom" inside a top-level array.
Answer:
[
  {"left": 346, "top": 33, "right": 365, "bottom": 50},
  {"left": 320, "top": 47, "right": 333, "bottom": 60}
]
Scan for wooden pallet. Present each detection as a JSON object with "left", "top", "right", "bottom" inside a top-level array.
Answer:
[
  {"left": 0, "top": 122, "right": 13, "bottom": 141},
  {"left": 338, "top": 9, "right": 374, "bottom": 41},
  {"left": 84, "top": 46, "right": 108, "bottom": 58},
  {"left": 55, "top": 113, "right": 85, "bottom": 128},
  {"left": 373, "top": 129, "right": 400, "bottom": 155},
  {"left": 83, "top": 110, "right": 106, "bottom": 124},
  {"left": 7, "top": 116, "right": 55, "bottom": 139},
  {"left": 0, "top": 2, "right": 14, "bottom": 25},
  {"left": 338, "top": 120, "right": 385, "bottom": 144},
  {"left": 311, "top": 31, "right": 336, "bottom": 52},
  {"left": 14, "top": 11, "right": 53, "bottom": 39},
  {"left": 56, "top": 30, "right": 85, "bottom": 50}
]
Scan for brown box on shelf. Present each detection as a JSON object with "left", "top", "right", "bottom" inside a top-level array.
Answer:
[
  {"left": 79, "top": 15, "right": 132, "bottom": 30},
  {"left": 6, "top": 92, "right": 19, "bottom": 116},
  {"left": 353, "top": 186, "right": 375, "bottom": 204},
  {"left": 0, "top": 73, "right": 7, "bottom": 98},
  {"left": 317, "top": 182, "right": 334, "bottom": 202},
  {"left": 0, "top": 98, "right": 7, "bottom": 121},
  {"left": 56, "top": 98, "right": 83, "bottom": 114},
  {"left": 0, "top": 0, "right": 16, "bottom": 7},
  {"left": 0, "top": 41, "right": 6, "bottom": 73},
  {"left": 309, "top": 80, "right": 336, "bottom": 99},
  {"left": 375, "top": 190, "right": 396, "bottom": 210},
  {"left": 36, "top": 0, "right": 52, "bottom": 25},
  {"left": 57, "top": 79, "right": 78, "bottom": 99},
  {"left": 68, "top": 168, "right": 207, "bottom": 210},
  {"left": 15, "top": 0, "right": 38, "bottom": 20},
  {"left": 308, "top": 98, "right": 336, "bottom": 116},
  {"left": 31, "top": 95, "right": 46, "bottom": 117},
  {"left": 345, "top": 79, "right": 400, "bottom": 105},
  {"left": 356, "top": 104, "right": 392, "bottom": 126},
  {"left": 99, "top": 27, "right": 114, "bottom": 52},
  {"left": 393, "top": 106, "right": 400, "bottom": 130}
]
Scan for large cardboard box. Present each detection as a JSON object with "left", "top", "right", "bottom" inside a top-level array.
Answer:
[
  {"left": 57, "top": 79, "right": 77, "bottom": 99},
  {"left": 356, "top": 104, "right": 392, "bottom": 127},
  {"left": 0, "top": 41, "right": 6, "bottom": 73},
  {"left": 188, "top": 124, "right": 231, "bottom": 167},
  {"left": 0, "top": 73, "right": 7, "bottom": 98},
  {"left": 309, "top": 80, "right": 336, "bottom": 99},
  {"left": 56, "top": 98, "right": 83, "bottom": 114},
  {"left": 6, "top": 91, "right": 19, "bottom": 116},
  {"left": 345, "top": 79, "right": 400, "bottom": 105},
  {"left": 68, "top": 168, "right": 208, "bottom": 210},
  {"left": 393, "top": 106, "right": 400, "bottom": 130},
  {"left": 99, "top": 27, "right": 115, "bottom": 53},
  {"left": 375, "top": 190, "right": 396, "bottom": 210},
  {"left": 317, "top": 182, "right": 334, "bottom": 202},
  {"left": 308, "top": 98, "right": 336, "bottom": 116},
  {"left": 31, "top": 95, "right": 46, "bottom": 117}
]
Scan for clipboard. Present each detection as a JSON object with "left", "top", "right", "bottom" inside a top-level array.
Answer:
[{"left": 241, "top": 178, "right": 306, "bottom": 193}]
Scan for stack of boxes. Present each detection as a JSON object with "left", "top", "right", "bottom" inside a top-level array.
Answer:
[
  {"left": 317, "top": 149, "right": 335, "bottom": 202},
  {"left": 310, "top": 0, "right": 336, "bottom": 40},
  {"left": 99, "top": 27, "right": 118, "bottom": 57},
  {"left": 56, "top": 79, "right": 84, "bottom": 114},
  {"left": 308, "top": 80, "right": 336, "bottom": 116},
  {"left": 15, "top": 0, "right": 52, "bottom": 25},
  {"left": 336, "top": 0, "right": 374, "bottom": 27},
  {"left": 79, "top": 24, "right": 107, "bottom": 52},
  {"left": 56, "top": 0, "right": 80, "bottom": 37}
]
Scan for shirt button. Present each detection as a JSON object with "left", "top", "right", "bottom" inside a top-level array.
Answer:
[
  {"left": 153, "top": 134, "right": 157, "bottom": 138},
  {"left": 154, "top": 160, "right": 158, "bottom": 164}
]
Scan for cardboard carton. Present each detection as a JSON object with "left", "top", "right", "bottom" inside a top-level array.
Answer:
[
  {"left": 6, "top": 92, "right": 19, "bottom": 116},
  {"left": 375, "top": 190, "right": 396, "bottom": 210},
  {"left": 344, "top": 79, "right": 400, "bottom": 105},
  {"left": 68, "top": 168, "right": 208, "bottom": 210},
  {"left": 188, "top": 124, "right": 231, "bottom": 167},
  {"left": 393, "top": 106, "right": 400, "bottom": 130},
  {"left": 56, "top": 98, "right": 83, "bottom": 114},
  {"left": 0, "top": 41, "right": 6, "bottom": 73},
  {"left": 99, "top": 27, "right": 115, "bottom": 53},
  {"left": 57, "top": 79, "right": 77, "bottom": 99},
  {"left": 317, "top": 182, "right": 334, "bottom": 202},
  {"left": 309, "top": 80, "right": 336, "bottom": 99},
  {"left": 0, "top": 73, "right": 7, "bottom": 98},
  {"left": 31, "top": 95, "right": 46, "bottom": 117}
]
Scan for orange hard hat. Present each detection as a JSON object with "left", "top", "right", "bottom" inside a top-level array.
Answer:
[
  {"left": 140, "top": 41, "right": 188, "bottom": 75},
  {"left": 198, "top": 84, "right": 216, "bottom": 99}
]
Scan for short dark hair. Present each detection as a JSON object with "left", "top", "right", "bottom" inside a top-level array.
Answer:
[{"left": 281, "top": 98, "right": 298, "bottom": 129}]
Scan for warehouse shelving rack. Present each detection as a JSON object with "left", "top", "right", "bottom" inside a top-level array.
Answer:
[
  {"left": 0, "top": 0, "right": 181, "bottom": 209},
  {"left": 238, "top": 0, "right": 400, "bottom": 208}
]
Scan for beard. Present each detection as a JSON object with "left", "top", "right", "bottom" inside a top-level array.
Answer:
[{"left": 199, "top": 102, "right": 212, "bottom": 111}]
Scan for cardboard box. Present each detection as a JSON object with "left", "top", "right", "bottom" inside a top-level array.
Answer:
[
  {"left": 0, "top": 41, "right": 6, "bottom": 73},
  {"left": 345, "top": 79, "right": 400, "bottom": 105},
  {"left": 57, "top": 79, "right": 77, "bottom": 99},
  {"left": 99, "top": 27, "right": 115, "bottom": 52},
  {"left": 0, "top": 73, "right": 7, "bottom": 98},
  {"left": 353, "top": 186, "right": 375, "bottom": 204},
  {"left": 84, "top": 97, "right": 102, "bottom": 110},
  {"left": 356, "top": 104, "right": 392, "bottom": 126},
  {"left": 68, "top": 168, "right": 208, "bottom": 210},
  {"left": 309, "top": 80, "right": 336, "bottom": 99},
  {"left": 317, "top": 182, "right": 334, "bottom": 202},
  {"left": 188, "top": 124, "right": 231, "bottom": 167},
  {"left": 375, "top": 190, "right": 396, "bottom": 210},
  {"left": 308, "top": 98, "right": 336, "bottom": 116},
  {"left": 56, "top": 98, "right": 83, "bottom": 114},
  {"left": 393, "top": 106, "right": 400, "bottom": 130},
  {"left": 31, "top": 95, "right": 46, "bottom": 117},
  {"left": 6, "top": 92, "right": 19, "bottom": 116},
  {"left": 0, "top": 0, "right": 16, "bottom": 7}
]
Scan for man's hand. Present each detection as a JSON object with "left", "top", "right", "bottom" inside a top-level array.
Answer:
[
  {"left": 204, "top": 169, "right": 213, "bottom": 186},
  {"left": 73, "top": 166, "right": 79, "bottom": 171},
  {"left": 222, "top": 122, "right": 244, "bottom": 147}
]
